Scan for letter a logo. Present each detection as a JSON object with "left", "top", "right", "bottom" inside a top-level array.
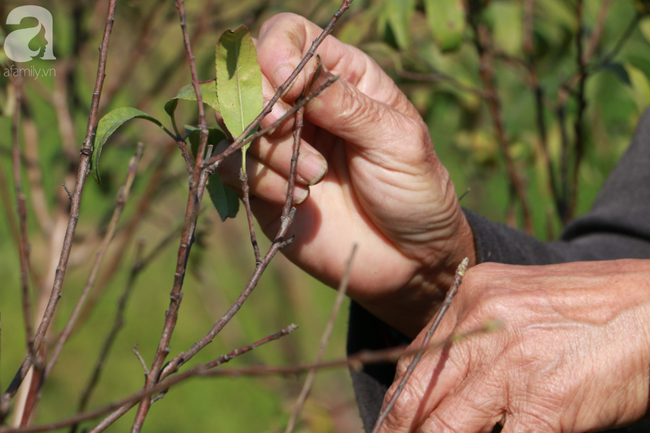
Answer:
[{"left": 4, "top": 6, "right": 56, "bottom": 62}]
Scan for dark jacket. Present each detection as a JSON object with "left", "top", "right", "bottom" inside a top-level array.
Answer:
[{"left": 347, "top": 109, "right": 650, "bottom": 433}]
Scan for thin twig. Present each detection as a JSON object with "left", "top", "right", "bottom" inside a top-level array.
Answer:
[
  {"left": 599, "top": 11, "right": 642, "bottom": 67},
  {"left": 458, "top": 188, "right": 471, "bottom": 203},
  {"left": 202, "top": 0, "right": 353, "bottom": 170},
  {"left": 25, "top": 144, "right": 142, "bottom": 426},
  {"left": 62, "top": 182, "right": 72, "bottom": 200},
  {"left": 22, "top": 114, "right": 52, "bottom": 235},
  {"left": 152, "top": 325, "right": 299, "bottom": 404},
  {"left": 132, "top": 346, "right": 149, "bottom": 376},
  {"left": 101, "top": 0, "right": 167, "bottom": 107},
  {"left": 1, "top": 0, "right": 119, "bottom": 412},
  {"left": 240, "top": 170, "right": 262, "bottom": 266},
  {"left": 10, "top": 75, "right": 34, "bottom": 359},
  {"left": 130, "top": 2, "right": 352, "bottom": 429},
  {"left": 157, "top": 204, "right": 298, "bottom": 383},
  {"left": 0, "top": 146, "right": 19, "bottom": 246},
  {"left": 584, "top": 0, "right": 612, "bottom": 63},
  {"left": 202, "top": 76, "right": 338, "bottom": 169},
  {"left": 156, "top": 97, "right": 311, "bottom": 384},
  {"left": 1, "top": 323, "right": 498, "bottom": 433},
  {"left": 89, "top": 324, "right": 298, "bottom": 432},
  {"left": 399, "top": 70, "right": 486, "bottom": 98},
  {"left": 468, "top": 11, "right": 533, "bottom": 233},
  {"left": 521, "top": 0, "right": 562, "bottom": 220},
  {"left": 570, "top": 0, "right": 587, "bottom": 221},
  {"left": 372, "top": 258, "right": 470, "bottom": 433},
  {"left": 131, "top": 0, "right": 210, "bottom": 427},
  {"left": 75, "top": 143, "right": 175, "bottom": 331},
  {"left": 285, "top": 245, "right": 357, "bottom": 433},
  {"left": 46, "top": 143, "right": 143, "bottom": 381},
  {"left": 69, "top": 241, "right": 145, "bottom": 433},
  {"left": 70, "top": 228, "right": 176, "bottom": 433}
]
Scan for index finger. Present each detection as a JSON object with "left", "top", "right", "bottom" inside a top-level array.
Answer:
[{"left": 257, "top": 12, "right": 416, "bottom": 118}]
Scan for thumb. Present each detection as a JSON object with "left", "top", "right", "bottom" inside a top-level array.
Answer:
[{"left": 301, "top": 66, "right": 417, "bottom": 154}]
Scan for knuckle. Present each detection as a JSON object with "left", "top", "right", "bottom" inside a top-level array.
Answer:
[
  {"left": 338, "top": 86, "right": 376, "bottom": 127},
  {"left": 422, "top": 413, "right": 461, "bottom": 433},
  {"left": 381, "top": 380, "right": 420, "bottom": 432},
  {"left": 394, "top": 355, "right": 413, "bottom": 378},
  {"left": 259, "top": 13, "right": 301, "bottom": 37}
]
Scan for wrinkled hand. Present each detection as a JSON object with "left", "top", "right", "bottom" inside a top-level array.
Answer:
[
  {"left": 218, "top": 13, "right": 474, "bottom": 337},
  {"left": 379, "top": 260, "right": 650, "bottom": 433}
]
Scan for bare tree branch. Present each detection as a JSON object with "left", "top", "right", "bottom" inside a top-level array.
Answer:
[
  {"left": 240, "top": 171, "right": 262, "bottom": 266},
  {"left": 202, "top": 0, "right": 353, "bottom": 170},
  {"left": 467, "top": 7, "right": 533, "bottom": 233},
  {"left": 0, "top": 0, "right": 119, "bottom": 414},
  {"left": 372, "top": 258, "right": 470, "bottom": 433},
  {"left": 130, "top": 0, "right": 212, "bottom": 426},
  {"left": 285, "top": 244, "right": 357, "bottom": 433},
  {"left": 0, "top": 323, "right": 499, "bottom": 433},
  {"left": 46, "top": 143, "right": 144, "bottom": 380},
  {"left": 10, "top": 75, "right": 34, "bottom": 360},
  {"left": 70, "top": 226, "right": 178, "bottom": 433}
]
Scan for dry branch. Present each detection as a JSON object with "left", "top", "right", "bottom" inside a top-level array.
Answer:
[
  {"left": 130, "top": 0, "right": 212, "bottom": 427},
  {"left": 285, "top": 244, "right": 357, "bottom": 433},
  {"left": 0, "top": 323, "right": 498, "bottom": 433},
  {"left": 130, "top": 3, "right": 352, "bottom": 430},
  {"left": 202, "top": 0, "right": 353, "bottom": 170},
  {"left": 9, "top": 75, "right": 34, "bottom": 359},
  {"left": 240, "top": 171, "right": 262, "bottom": 266},
  {"left": 70, "top": 228, "right": 178, "bottom": 433},
  {"left": 1, "top": 0, "right": 119, "bottom": 413},
  {"left": 372, "top": 258, "right": 470, "bottom": 433},
  {"left": 44, "top": 143, "right": 144, "bottom": 394}
]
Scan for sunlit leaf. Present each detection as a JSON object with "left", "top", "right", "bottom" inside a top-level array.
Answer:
[
  {"left": 164, "top": 80, "right": 220, "bottom": 132},
  {"left": 206, "top": 173, "right": 240, "bottom": 221},
  {"left": 424, "top": 0, "right": 466, "bottom": 52},
  {"left": 639, "top": 16, "right": 650, "bottom": 43},
  {"left": 625, "top": 64, "right": 650, "bottom": 110},
  {"left": 215, "top": 25, "right": 263, "bottom": 172},
  {"left": 92, "top": 107, "right": 162, "bottom": 183}
]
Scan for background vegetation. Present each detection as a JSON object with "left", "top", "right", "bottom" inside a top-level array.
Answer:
[{"left": 0, "top": 0, "right": 648, "bottom": 431}]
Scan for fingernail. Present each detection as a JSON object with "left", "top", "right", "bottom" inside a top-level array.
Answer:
[
  {"left": 273, "top": 63, "right": 296, "bottom": 87},
  {"left": 299, "top": 153, "right": 328, "bottom": 186},
  {"left": 294, "top": 186, "right": 310, "bottom": 204}
]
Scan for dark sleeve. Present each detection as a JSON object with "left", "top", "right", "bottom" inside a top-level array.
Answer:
[{"left": 348, "top": 109, "right": 650, "bottom": 432}]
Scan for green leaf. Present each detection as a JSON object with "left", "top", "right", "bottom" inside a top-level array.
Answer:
[
  {"left": 625, "top": 64, "right": 650, "bottom": 110},
  {"left": 601, "top": 62, "right": 632, "bottom": 86},
  {"left": 384, "top": 0, "right": 416, "bottom": 50},
  {"left": 92, "top": 107, "right": 162, "bottom": 183},
  {"left": 164, "top": 80, "right": 220, "bottom": 133},
  {"left": 185, "top": 125, "right": 227, "bottom": 160},
  {"left": 215, "top": 25, "right": 263, "bottom": 172},
  {"left": 640, "top": 16, "right": 650, "bottom": 44},
  {"left": 486, "top": 1, "right": 522, "bottom": 56},
  {"left": 424, "top": 0, "right": 466, "bottom": 52},
  {"left": 206, "top": 173, "right": 240, "bottom": 221}
]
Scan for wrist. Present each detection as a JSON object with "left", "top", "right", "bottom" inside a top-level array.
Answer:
[{"left": 359, "top": 201, "right": 476, "bottom": 338}]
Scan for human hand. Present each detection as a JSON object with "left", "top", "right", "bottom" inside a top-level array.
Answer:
[
  {"left": 218, "top": 13, "right": 475, "bottom": 337},
  {"left": 379, "top": 259, "right": 650, "bottom": 432}
]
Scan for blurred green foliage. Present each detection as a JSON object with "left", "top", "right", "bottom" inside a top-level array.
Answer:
[{"left": 0, "top": 0, "right": 648, "bottom": 431}]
